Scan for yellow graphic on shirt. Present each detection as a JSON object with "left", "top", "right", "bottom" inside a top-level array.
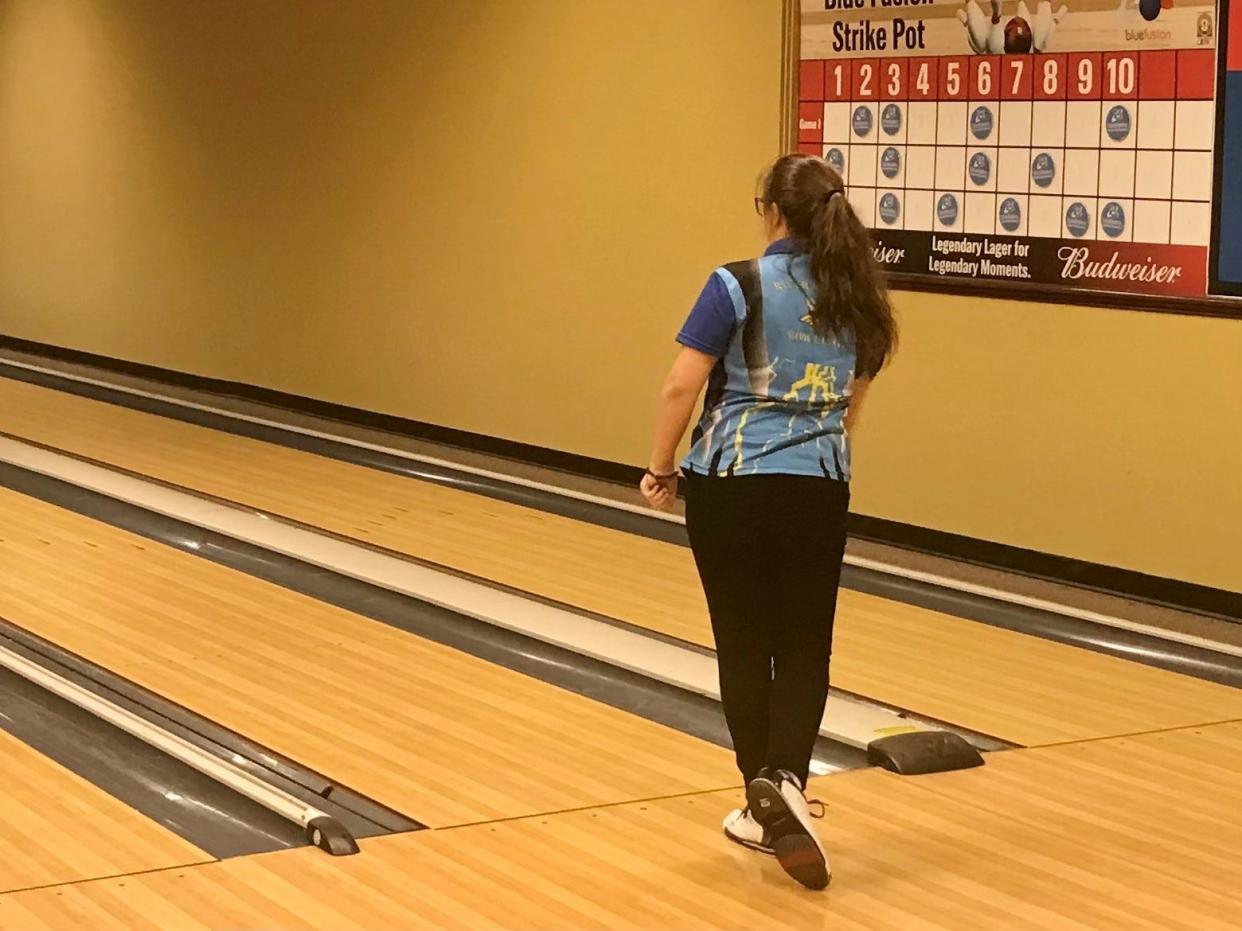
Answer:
[
  {"left": 732, "top": 401, "right": 774, "bottom": 472},
  {"left": 732, "top": 366, "right": 848, "bottom": 473},
  {"left": 783, "top": 363, "right": 841, "bottom": 410}
]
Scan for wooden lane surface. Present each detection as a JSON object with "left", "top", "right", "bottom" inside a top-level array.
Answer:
[
  {"left": 4, "top": 377, "right": 1241, "bottom": 746},
  {"left": 911, "top": 721, "right": 1242, "bottom": 894},
  {"left": 0, "top": 488, "right": 738, "bottom": 827},
  {"left": 0, "top": 730, "right": 209, "bottom": 894},
  {"left": 1, "top": 724, "right": 1239, "bottom": 930}
]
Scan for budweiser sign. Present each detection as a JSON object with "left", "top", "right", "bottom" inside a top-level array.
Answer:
[
  {"left": 862, "top": 230, "right": 1208, "bottom": 298},
  {"left": 1056, "top": 243, "right": 1205, "bottom": 296}
]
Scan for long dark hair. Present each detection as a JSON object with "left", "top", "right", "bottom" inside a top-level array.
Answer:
[{"left": 759, "top": 153, "right": 897, "bottom": 378}]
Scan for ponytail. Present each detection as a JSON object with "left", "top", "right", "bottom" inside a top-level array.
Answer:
[{"left": 760, "top": 154, "right": 898, "bottom": 378}]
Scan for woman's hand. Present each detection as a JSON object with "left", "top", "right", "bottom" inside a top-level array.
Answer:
[
  {"left": 640, "top": 470, "right": 680, "bottom": 512},
  {"left": 642, "top": 347, "right": 714, "bottom": 512}
]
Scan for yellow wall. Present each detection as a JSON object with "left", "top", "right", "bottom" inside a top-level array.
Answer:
[
  {"left": 0, "top": 0, "right": 784, "bottom": 445},
  {"left": 853, "top": 292, "right": 1242, "bottom": 591},
  {"left": 1, "top": 0, "right": 1239, "bottom": 591}
]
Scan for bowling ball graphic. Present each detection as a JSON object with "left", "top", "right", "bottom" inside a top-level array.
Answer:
[
  {"left": 1106, "top": 105, "right": 1132, "bottom": 142},
  {"left": 971, "top": 106, "right": 994, "bottom": 141},
  {"left": 969, "top": 151, "right": 992, "bottom": 186},
  {"left": 937, "top": 193, "right": 960, "bottom": 227},
  {"left": 881, "top": 104, "right": 903, "bottom": 136},
  {"left": 1139, "top": 0, "right": 1161, "bottom": 20},
  {"left": 852, "top": 105, "right": 874, "bottom": 138},
  {"left": 1005, "top": 17, "right": 1034, "bottom": 53},
  {"left": 1101, "top": 202, "right": 1126, "bottom": 238},
  {"left": 880, "top": 147, "right": 901, "bottom": 180},
  {"left": 999, "top": 198, "right": 1022, "bottom": 233},
  {"left": 1065, "top": 202, "right": 1090, "bottom": 237},
  {"left": 1031, "top": 152, "right": 1056, "bottom": 188},
  {"left": 878, "top": 193, "right": 901, "bottom": 226}
]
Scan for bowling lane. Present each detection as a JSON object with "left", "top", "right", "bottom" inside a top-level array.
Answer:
[
  {"left": 0, "top": 487, "right": 739, "bottom": 827},
  {"left": 4, "top": 725, "right": 1242, "bottom": 930},
  {"left": 3, "top": 376, "right": 1242, "bottom": 747},
  {"left": 0, "top": 729, "right": 210, "bottom": 894}
]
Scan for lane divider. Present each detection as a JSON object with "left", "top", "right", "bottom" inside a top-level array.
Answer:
[
  {"left": 2, "top": 355, "right": 1236, "bottom": 659},
  {"left": 0, "top": 434, "right": 990, "bottom": 772}
]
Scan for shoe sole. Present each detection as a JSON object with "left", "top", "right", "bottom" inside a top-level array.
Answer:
[{"left": 747, "top": 779, "right": 830, "bottom": 891}]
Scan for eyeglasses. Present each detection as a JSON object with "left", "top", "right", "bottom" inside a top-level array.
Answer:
[{"left": 753, "top": 197, "right": 766, "bottom": 216}]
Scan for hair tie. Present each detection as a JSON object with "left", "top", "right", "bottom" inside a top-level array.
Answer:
[{"left": 823, "top": 189, "right": 842, "bottom": 204}]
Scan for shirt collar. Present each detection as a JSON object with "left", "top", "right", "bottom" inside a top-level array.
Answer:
[{"left": 764, "top": 237, "right": 799, "bottom": 256}]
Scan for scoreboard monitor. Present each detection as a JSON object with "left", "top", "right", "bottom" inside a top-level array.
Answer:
[{"left": 798, "top": 0, "right": 1242, "bottom": 313}]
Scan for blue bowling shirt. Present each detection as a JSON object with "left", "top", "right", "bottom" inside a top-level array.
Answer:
[{"left": 677, "top": 238, "right": 859, "bottom": 479}]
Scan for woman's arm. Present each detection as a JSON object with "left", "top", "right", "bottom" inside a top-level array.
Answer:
[
  {"left": 640, "top": 347, "right": 716, "bottom": 511},
  {"left": 844, "top": 377, "right": 871, "bottom": 435}
]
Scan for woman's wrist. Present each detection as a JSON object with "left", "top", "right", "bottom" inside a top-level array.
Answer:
[{"left": 647, "top": 458, "right": 678, "bottom": 478}]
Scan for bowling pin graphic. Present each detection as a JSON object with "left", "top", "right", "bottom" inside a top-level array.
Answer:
[
  {"left": 1046, "top": 5, "right": 1069, "bottom": 46},
  {"left": 962, "top": 0, "right": 991, "bottom": 53},
  {"left": 988, "top": 0, "right": 1006, "bottom": 54},
  {"left": 958, "top": 9, "right": 987, "bottom": 53},
  {"left": 1033, "top": 0, "right": 1053, "bottom": 51}
]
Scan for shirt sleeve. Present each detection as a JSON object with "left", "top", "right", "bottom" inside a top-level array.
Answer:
[{"left": 675, "top": 272, "right": 736, "bottom": 358}]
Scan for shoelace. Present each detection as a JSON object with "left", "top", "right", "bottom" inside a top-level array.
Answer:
[{"left": 769, "top": 769, "right": 827, "bottom": 819}]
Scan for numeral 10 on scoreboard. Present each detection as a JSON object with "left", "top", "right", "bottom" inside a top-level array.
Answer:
[{"left": 820, "top": 53, "right": 1142, "bottom": 101}]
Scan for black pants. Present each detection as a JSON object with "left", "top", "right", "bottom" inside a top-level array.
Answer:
[{"left": 684, "top": 471, "right": 849, "bottom": 788}]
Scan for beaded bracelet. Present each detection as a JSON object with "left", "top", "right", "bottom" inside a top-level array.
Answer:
[{"left": 644, "top": 469, "right": 679, "bottom": 481}]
